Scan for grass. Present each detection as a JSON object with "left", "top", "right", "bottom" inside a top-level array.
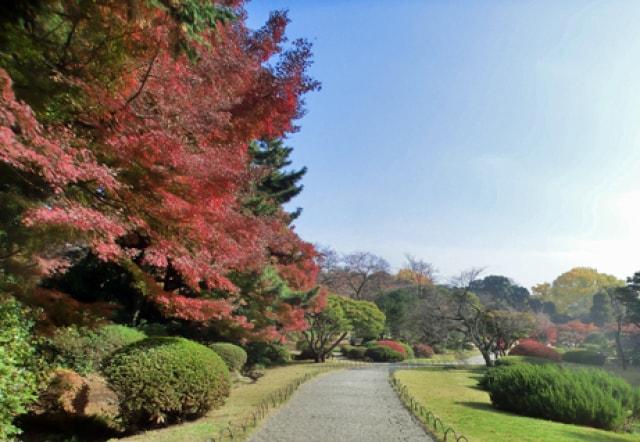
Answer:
[
  {"left": 405, "top": 349, "right": 480, "bottom": 364},
  {"left": 394, "top": 367, "right": 640, "bottom": 442},
  {"left": 119, "top": 362, "right": 344, "bottom": 442}
]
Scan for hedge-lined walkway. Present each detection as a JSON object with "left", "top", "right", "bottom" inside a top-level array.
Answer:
[{"left": 249, "top": 365, "right": 431, "bottom": 442}]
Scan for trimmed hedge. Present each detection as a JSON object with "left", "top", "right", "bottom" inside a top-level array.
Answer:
[
  {"left": 374, "top": 340, "right": 407, "bottom": 356},
  {"left": 244, "top": 342, "right": 290, "bottom": 367},
  {"left": 209, "top": 342, "right": 247, "bottom": 372},
  {"left": 509, "top": 339, "right": 561, "bottom": 362},
  {"left": 481, "top": 363, "right": 640, "bottom": 430},
  {"left": 562, "top": 350, "right": 606, "bottom": 366},
  {"left": 494, "top": 355, "right": 555, "bottom": 367},
  {"left": 365, "top": 345, "right": 405, "bottom": 362},
  {"left": 340, "top": 344, "right": 367, "bottom": 360},
  {"left": 103, "top": 337, "right": 230, "bottom": 429},
  {"left": 413, "top": 343, "right": 434, "bottom": 358}
]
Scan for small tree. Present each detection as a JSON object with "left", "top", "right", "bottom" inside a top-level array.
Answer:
[{"left": 302, "top": 295, "right": 385, "bottom": 362}]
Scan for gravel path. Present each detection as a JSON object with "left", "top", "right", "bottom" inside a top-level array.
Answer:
[{"left": 249, "top": 366, "right": 432, "bottom": 442}]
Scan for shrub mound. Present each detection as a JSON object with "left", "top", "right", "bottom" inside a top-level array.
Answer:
[
  {"left": 481, "top": 363, "right": 640, "bottom": 430},
  {"left": 365, "top": 345, "right": 405, "bottom": 362},
  {"left": 244, "top": 342, "right": 290, "bottom": 367},
  {"left": 508, "top": 339, "right": 561, "bottom": 362},
  {"left": 340, "top": 344, "right": 367, "bottom": 360},
  {"left": 413, "top": 343, "right": 434, "bottom": 358},
  {"left": 494, "top": 355, "right": 554, "bottom": 367},
  {"left": 374, "top": 340, "right": 407, "bottom": 356},
  {"left": 48, "top": 324, "right": 147, "bottom": 374},
  {"left": 562, "top": 350, "right": 606, "bottom": 366},
  {"left": 209, "top": 342, "right": 247, "bottom": 372},
  {"left": 103, "top": 337, "right": 230, "bottom": 429},
  {"left": 399, "top": 342, "right": 415, "bottom": 359}
]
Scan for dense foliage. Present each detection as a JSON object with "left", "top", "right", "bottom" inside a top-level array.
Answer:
[
  {"left": 364, "top": 344, "right": 405, "bottom": 362},
  {"left": 0, "top": 0, "right": 321, "bottom": 342},
  {"left": 413, "top": 343, "right": 434, "bottom": 358},
  {"left": 301, "top": 293, "right": 385, "bottom": 362},
  {"left": 103, "top": 337, "right": 229, "bottom": 430},
  {"left": 209, "top": 342, "right": 247, "bottom": 372},
  {"left": 481, "top": 364, "right": 640, "bottom": 430},
  {"left": 47, "top": 324, "right": 146, "bottom": 375},
  {"left": 340, "top": 344, "right": 367, "bottom": 360},
  {"left": 509, "top": 339, "right": 561, "bottom": 362},
  {"left": 562, "top": 350, "right": 607, "bottom": 366},
  {"left": 244, "top": 341, "right": 291, "bottom": 367},
  {"left": 0, "top": 296, "right": 42, "bottom": 439}
]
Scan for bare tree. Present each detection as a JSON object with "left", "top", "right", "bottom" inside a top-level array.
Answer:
[
  {"left": 398, "top": 254, "right": 437, "bottom": 296},
  {"left": 341, "top": 251, "right": 391, "bottom": 300}
]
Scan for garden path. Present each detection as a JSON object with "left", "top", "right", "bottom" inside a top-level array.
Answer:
[{"left": 248, "top": 365, "right": 433, "bottom": 442}]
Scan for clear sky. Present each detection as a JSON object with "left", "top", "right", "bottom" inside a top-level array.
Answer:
[{"left": 246, "top": 0, "right": 640, "bottom": 289}]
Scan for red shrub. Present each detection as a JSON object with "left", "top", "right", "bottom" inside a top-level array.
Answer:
[
  {"left": 509, "top": 339, "right": 561, "bottom": 362},
  {"left": 413, "top": 343, "right": 434, "bottom": 358},
  {"left": 375, "top": 340, "right": 407, "bottom": 355}
]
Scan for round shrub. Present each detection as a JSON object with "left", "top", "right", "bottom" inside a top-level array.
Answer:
[
  {"left": 399, "top": 342, "right": 415, "bottom": 359},
  {"left": 209, "top": 342, "right": 247, "bottom": 372},
  {"left": 481, "top": 363, "right": 640, "bottom": 430},
  {"left": 244, "top": 342, "right": 290, "bottom": 367},
  {"left": 373, "top": 340, "right": 407, "bottom": 356},
  {"left": 509, "top": 339, "right": 561, "bottom": 362},
  {"left": 562, "top": 350, "right": 606, "bottom": 366},
  {"left": 103, "top": 337, "right": 230, "bottom": 429},
  {"left": 413, "top": 343, "right": 434, "bottom": 358},
  {"left": 340, "top": 344, "right": 367, "bottom": 360},
  {"left": 365, "top": 345, "right": 405, "bottom": 362}
]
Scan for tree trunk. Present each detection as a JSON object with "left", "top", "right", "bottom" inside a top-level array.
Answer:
[
  {"left": 481, "top": 350, "right": 494, "bottom": 367},
  {"left": 615, "top": 320, "right": 627, "bottom": 370}
]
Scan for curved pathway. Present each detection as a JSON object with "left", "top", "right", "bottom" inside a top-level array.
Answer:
[{"left": 249, "top": 365, "right": 432, "bottom": 442}]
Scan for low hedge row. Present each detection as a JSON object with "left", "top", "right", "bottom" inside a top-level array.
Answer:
[
  {"left": 481, "top": 363, "right": 640, "bottom": 430},
  {"left": 508, "top": 339, "right": 561, "bottom": 362},
  {"left": 562, "top": 350, "right": 606, "bottom": 366}
]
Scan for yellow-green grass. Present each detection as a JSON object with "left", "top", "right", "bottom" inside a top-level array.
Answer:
[
  {"left": 406, "top": 349, "right": 480, "bottom": 364},
  {"left": 119, "top": 362, "right": 344, "bottom": 442},
  {"left": 395, "top": 367, "right": 639, "bottom": 442}
]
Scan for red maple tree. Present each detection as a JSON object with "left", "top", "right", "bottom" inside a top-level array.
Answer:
[{"left": 0, "top": 1, "right": 321, "bottom": 340}]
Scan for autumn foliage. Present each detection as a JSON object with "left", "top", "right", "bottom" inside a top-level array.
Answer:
[
  {"left": 509, "top": 339, "right": 561, "bottom": 362},
  {"left": 0, "top": 1, "right": 321, "bottom": 341},
  {"left": 375, "top": 340, "right": 407, "bottom": 356}
]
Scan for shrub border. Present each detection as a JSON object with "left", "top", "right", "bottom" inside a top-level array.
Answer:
[{"left": 390, "top": 371, "right": 469, "bottom": 442}]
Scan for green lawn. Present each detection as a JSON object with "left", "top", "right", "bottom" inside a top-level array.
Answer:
[
  {"left": 119, "top": 362, "right": 344, "bottom": 442},
  {"left": 394, "top": 367, "right": 640, "bottom": 442},
  {"left": 405, "top": 349, "right": 481, "bottom": 364}
]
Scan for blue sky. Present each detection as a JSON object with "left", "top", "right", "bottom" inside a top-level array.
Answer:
[{"left": 246, "top": 0, "right": 640, "bottom": 288}]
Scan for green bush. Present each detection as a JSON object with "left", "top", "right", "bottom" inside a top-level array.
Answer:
[
  {"left": 48, "top": 323, "right": 146, "bottom": 374},
  {"left": 341, "top": 344, "right": 367, "bottom": 360},
  {"left": 481, "top": 363, "right": 640, "bottom": 430},
  {"left": 399, "top": 342, "right": 415, "bottom": 359},
  {"left": 0, "top": 296, "right": 41, "bottom": 439},
  {"left": 562, "top": 350, "right": 606, "bottom": 366},
  {"left": 244, "top": 342, "right": 290, "bottom": 367},
  {"left": 494, "top": 355, "right": 556, "bottom": 367},
  {"left": 365, "top": 345, "right": 405, "bottom": 362},
  {"left": 209, "top": 342, "right": 247, "bottom": 372},
  {"left": 103, "top": 337, "right": 230, "bottom": 429}
]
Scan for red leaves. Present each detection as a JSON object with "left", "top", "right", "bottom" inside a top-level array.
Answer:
[
  {"left": 1, "top": 1, "right": 321, "bottom": 334},
  {"left": 376, "top": 340, "right": 407, "bottom": 355},
  {"left": 509, "top": 339, "right": 561, "bottom": 361}
]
